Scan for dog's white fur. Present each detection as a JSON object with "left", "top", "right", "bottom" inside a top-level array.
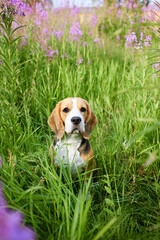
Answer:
[
  {"left": 65, "top": 99, "right": 85, "bottom": 134},
  {"left": 48, "top": 97, "right": 97, "bottom": 177},
  {"left": 54, "top": 133, "right": 86, "bottom": 175}
]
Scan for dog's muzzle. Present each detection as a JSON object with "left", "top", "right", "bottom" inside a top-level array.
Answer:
[
  {"left": 71, "top": 117, "right": 83, "bottom": 134},
  {"left": 71, "top": 117, "right": 81, "bottom": 125}
]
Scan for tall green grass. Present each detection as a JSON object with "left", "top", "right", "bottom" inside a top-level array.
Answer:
[{"left": 1, "top": 16, "right": 160, "bottom": 240}]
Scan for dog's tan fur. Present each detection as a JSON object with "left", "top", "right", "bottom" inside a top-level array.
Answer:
[{"left": 48, "top": 97, "right": 97, "bottom": 176}]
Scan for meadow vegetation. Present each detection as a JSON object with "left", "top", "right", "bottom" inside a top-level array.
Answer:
[{"left": 0, "top": 0, "right": 160, "bottom": 239}]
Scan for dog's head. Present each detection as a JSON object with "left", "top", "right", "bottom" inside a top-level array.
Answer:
[{"left": 48, "top": 97, "right": 97, "bottom": 140}]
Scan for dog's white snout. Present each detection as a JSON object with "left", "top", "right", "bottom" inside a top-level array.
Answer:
[{"left": 65, "top": 99, "right": 85, "bottom": 134}]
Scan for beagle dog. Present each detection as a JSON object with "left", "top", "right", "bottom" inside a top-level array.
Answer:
[{"left": 48, "top": 97, "right": 97, "bottom": 177}]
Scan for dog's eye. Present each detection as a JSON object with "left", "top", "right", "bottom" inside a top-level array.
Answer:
[
  {"left": 63, "top": 107, "right": 70, "bottom": 113},
  {"left": 80, "top": 107, "right": 86, "bottom": 112}
]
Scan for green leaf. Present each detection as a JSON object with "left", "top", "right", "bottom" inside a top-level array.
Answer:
[
  {"left": 105, "top": 198, "right": 115, "bottom": 207},
  {"left": 104, "top": 208, "right": 114, "bottom": 216},
  {"left": 105, "top": 186, "right": 112, "bottom": 194},
  {"left": 2, "top": 34, "right": 9, "bottom": 46},
  {"left": 10, "top": 25, "right": 25, "bottom": 38},
  {"left": 93, "top": 217, "right": 117, "bottom": 240},
  {"left": 11, "top": 36, "right": 23, "bottom": 45},
  {"left": 0, "top": 65, "right": 12, "bottom": 77},
  {"left": 0, "top": 23, "right": 7, "bottom": 32}
]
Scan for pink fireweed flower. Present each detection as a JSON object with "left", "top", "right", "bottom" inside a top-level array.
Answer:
[
  {"left": 71, "top": 7, "right": 80, "bottom": 16},
  {"left": 56, "top": 30, "right": 64, "bottom": 40},
  {"left": 42, "top": 28, "right": 49, "bottom": 36},
  {"left": 152, "top": 63, "right": 160, "bottom": 69},
  {"left": 0, "top": 188, "right": 35, "bottom": 240},
  {"left": 115, "top": 2, "right": 119, "bottom": 8},
  {"left": 52, "top": 30, "right": 57, "bottom": 37},
  {"left": 125, "top": 32, "right": 152, "bottom": 51},
  {"left": 75, "top": 57, "right": 83, "bottom": 65},
  {"left": 117, "top": 10, "right": 121, "bottom": 19},
  {"left": 86, "top": 60, "right": 92, "bottom": 65},
  {"left": 94, "top": 38, "right": 101, "bottom": 47},
  {"left": 65, "top": 53, "right": 68, "bottom": 60},
  {"left": 1, "top": 0, "right": 30, "bottom": 17},
  {"left": 116, "top": 35, "right": 120, "bottom": 41},
  {"left": 124, "top": 32, "right": 137, "bottom": 48},
  {"left": 45, "top": 50, "right": 58, "bottom": 58},
  {"left": 0, "top": 207, "right": 35, "bottom": 240},
  {"left": 34, "top": 19, "right": 41, "bottom": 27},
  {"left": 83, "top": 42, "right": 88, "bottom": 46},
  {"left": 94, "top": 38, "right": 100, "bottom": 43},
  {"left": 90, "top": 14, "right": 98, "bottom": 27},
  {"left": 33, "top": 2, "right": 48, "bottom": 28},
  {"left": 69, "top": 22, "right": 83, "bottom": 41},
  {"left": 101, "top": 25, "right": 104, "bottom": 30},
  {"left": 35, "top": 3, "right": 48, "bottom": 18},
  {"left": 0, "top": 157, "right": 36, "bottom": 240},
  {"left": 145, "top": 36, "right": 152, "bottom": 41},
  {"left": 79, "top": 58, "right": 83, "bottom": 64}
]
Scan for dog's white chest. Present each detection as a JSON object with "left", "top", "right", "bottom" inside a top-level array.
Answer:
[{"left": 54, "top": 135, "right": 86, "bottom": 175}]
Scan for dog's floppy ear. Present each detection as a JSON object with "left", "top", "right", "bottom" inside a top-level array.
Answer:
[
  {"left": 48, "top": 102, "right": 64, "bottom": 140},
  {"left": 83, "top": 104, "right": 97, "bottom": 139}
]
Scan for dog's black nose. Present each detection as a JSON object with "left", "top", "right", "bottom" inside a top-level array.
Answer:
[{"left": 71, "top": 117, "right": 81, "bottom": 125}]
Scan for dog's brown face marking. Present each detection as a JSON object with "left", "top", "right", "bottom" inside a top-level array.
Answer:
[
  {"left": 60, "top": 98, "right": 89, "bottom": 123},
  {"left": 48, "top": 97, "right": 97, "bottom": 139}
]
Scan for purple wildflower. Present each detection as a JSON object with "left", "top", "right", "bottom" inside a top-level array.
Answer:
[
  {"left": 115, "top": 3, "right": 119, "bottom": 8},
  {"left": 33, "top": 2, "right": 48, "bottom": 27},
  {"left": 145, "top": 36, "right": 152, "bottom": 41},
  {"left": 69, "top": 22, "right": 83, "bottom": 41},
  {"left": 86, "top": 60, "right": 92, "bottom": 65},
  {"left": 0, "top": 177, "right": 35, "bottom": 240},
  {"left": 35, "top": 3, "right": 48, "bottom": 18},
  {"left": 90, "top": 14, "right": 98, "bottom": 27},
  {"left": 152, "top": 63, "right": 160, "bottom": 68},
  {"left": 117, "top": 10, "right": 121, "bottom": 19},
  {"left": 42, "top": 28, "right": 49, "bottom": 36},
  {"left": 0, "top": 208, "right": 35, "bottom": 240},
  {"left": 3, "top": 0, "right": 30, "bottom": 17},
  {"left": 140, "top": 32, "right": 143, "bottom": 41},
  {"left": 116, "top": 35, "right": 120, "bottom": 41},
  {"left": 124, "top": 32, "right": 137, "bottom": 48},
  {"left": 94, "top": 38, "right": 100, "bottom": 43},
  {"left": 83, "top": 42, "right": 88, "bottom": 46},
  {"left": 45, "top": 50, "right": 58, "bottom": 58},
  {"left": 56, "top": 30, "right": 64, "bottom": 40},
  {"left": 52, "top": 30, "right": 57, "bottom": 37},
  {"left": 71, "top": 7, "right": 80, "bottom": 16},
  {"left": 125, "top": 32, "right": 152, "bottom": 51},
  {"left": 153, "top": 74, "right": 157, "bottom": 78},
  {"left": 78, "top": 58, "right": 83, "bottom": 64},
  {"left": 65, "top": 53, "right": 68, "bottom": 60},
  {"left": 101, "top": 25, "right": 104, "bottom": 30}
]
